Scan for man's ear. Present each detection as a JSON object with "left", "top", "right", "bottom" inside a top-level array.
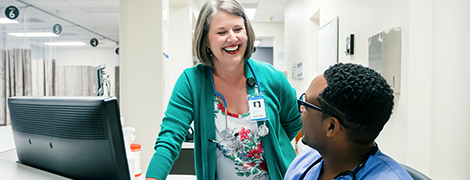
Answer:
[{"left": 325, "top": 117, "right": 341, "bottom": 137}]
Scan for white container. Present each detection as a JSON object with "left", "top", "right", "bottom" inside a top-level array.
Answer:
[{"left": 131, "top": 143, "right": 142, "bottom": 180}]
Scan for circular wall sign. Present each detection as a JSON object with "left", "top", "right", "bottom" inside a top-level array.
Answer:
[
  {"left": 52, "top": 24, "right": 63, "bottom": 35},
  {"left": 5, "top": 6, "right": 19, "bottom": 20},
  {"left": 90, "top": 38, "right": 99, "bottom": 47}
]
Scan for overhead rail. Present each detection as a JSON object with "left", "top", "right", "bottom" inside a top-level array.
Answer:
[{"left": 16, "top": 0, "right": 119, "bottom": 44}]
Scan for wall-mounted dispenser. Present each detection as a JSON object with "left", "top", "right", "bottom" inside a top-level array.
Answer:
[
  {"left": 368, "top": 27, "right": 401, "bottom": 93},
  {"left": 345, "top": 34, "right": 354, "bottom": 55}
]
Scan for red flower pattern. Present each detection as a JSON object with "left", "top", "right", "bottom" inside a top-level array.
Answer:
[
  {"left": 247, "top": 148, "right": 262, "bottom": 159},
  {"left": 257, "top": 142, "right": 263, "bottom": 150},
  {"left": 217, "top": 102, "right": 239, "bottom": 118},
  {"left": 213, "top": 102, "right": 267, "bottom": 177},
  {"left": 239, "top": 127, "right": 251, "bottom": 141}
]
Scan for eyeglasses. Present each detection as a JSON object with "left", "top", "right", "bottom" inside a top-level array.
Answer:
[{"left": 297, "top": 93, "right": 349, "bottom": 129}]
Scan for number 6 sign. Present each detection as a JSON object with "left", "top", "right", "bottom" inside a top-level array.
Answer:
[{"left": 5, "top": 6, "right": 19, "bottom": 20}]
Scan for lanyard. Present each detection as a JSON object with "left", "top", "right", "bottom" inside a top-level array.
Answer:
[
  {"left": 209, "top": 61, "right": 268, "bottom": 140},
  {"left": 247, "top": 61, "right": 262, "bottom": 93},
  {"left": 209, "top": 61, "right": 261, "bottom": 109},
  {"left": 299, "top": 146, "right": 378, "bottom": 180}
]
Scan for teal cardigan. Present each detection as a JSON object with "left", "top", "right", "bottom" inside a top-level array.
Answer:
[{"left": 146, "top": 59, "right": 302, "bottom": 180}]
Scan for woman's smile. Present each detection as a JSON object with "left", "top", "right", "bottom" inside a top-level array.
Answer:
[{"left": 223, "top": 45, "right": 240, "bottom": 54}]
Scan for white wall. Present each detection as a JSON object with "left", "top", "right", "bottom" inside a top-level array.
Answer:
[
  {"left": 165, "top": 5, "right": 193, "bottom": 110},
  {"left": 251, "top": 22, "right": 285, "bottom": 71},
  {"left": 120, "top": 0, "right": 165, "bottom": 175},
  {"left": 120, "top": 0, "right": 195, "bottom": 175},
  {"left": 431, "top": 0, "right": 470, "bottom": 179},
  {"left": 55, "top": 47, "right": 117, "bottom": 67},
  {"left": 168, "top": 5, "right": 192, "bottom": 71},
  {"left": 407, "top": 0, "right": 433, "bottom": 173},
  {"left": 284, "top": 0, "right": 320, "bottom": 95},
  {"left": 285, "top": 0, "right": 470, "bottom": 179}
]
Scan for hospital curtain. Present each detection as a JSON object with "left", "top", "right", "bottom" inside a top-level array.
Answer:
[
  {"left": 31, "top": 59, "right": 56, "bottom": 96},
  {"left": 54, "top": 65, "right": 95, "bottom": 96},
  {"left": 0, "top": 49, "right": 32, "bottom": 126},
  {"left": 1, "top": 51, "right": 96, "bottom": 126}
]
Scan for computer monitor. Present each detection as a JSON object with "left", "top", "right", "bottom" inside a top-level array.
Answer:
[{"left": 8, "top": 96, "right": 130, "bottom": 180}]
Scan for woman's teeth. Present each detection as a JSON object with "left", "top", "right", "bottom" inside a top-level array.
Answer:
[{"left": 223, "top": 45, "right": 239, "bottom": 52}]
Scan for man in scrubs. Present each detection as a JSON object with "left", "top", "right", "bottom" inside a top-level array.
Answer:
[{"left": 285, "top": 63, "right": 413, "bottom": 180}]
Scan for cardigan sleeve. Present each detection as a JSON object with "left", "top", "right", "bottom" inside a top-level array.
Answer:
[
  {"left": 277, "top": 70, "right": 302, "bottom": 140},
  {"left": 146, "top": 70, "right": 195, "bottom": 180}
]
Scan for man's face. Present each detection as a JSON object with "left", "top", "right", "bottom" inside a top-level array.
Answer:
[{"left": 301, "top": 75, "right": 329, "bottom": 150}]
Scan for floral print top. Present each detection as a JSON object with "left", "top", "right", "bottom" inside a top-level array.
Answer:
[{"left": 214, "top": 96, "right": 269, "bottom": 180}]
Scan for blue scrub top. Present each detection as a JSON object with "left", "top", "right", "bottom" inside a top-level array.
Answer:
[{"left": 285, "top": 145, "right": 413, "bottom": 180}]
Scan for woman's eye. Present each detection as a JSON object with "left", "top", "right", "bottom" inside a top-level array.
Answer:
[
  {"left": 217, "top": 31, "right": 226, "bottom": 35},
  {"left": 234, "top": 28, "right": 242, "bottom": 32}
]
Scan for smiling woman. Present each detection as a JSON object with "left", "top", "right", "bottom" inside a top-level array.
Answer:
[{"left": 145, "top": 1, "right": 302, "bottom": 180}]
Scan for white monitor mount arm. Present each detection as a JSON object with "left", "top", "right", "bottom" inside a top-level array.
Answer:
[{"left": 94, "top": 64, "right": 111, "bottom": 96}]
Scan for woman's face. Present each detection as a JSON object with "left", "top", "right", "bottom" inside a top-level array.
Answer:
[{"left": 207, "top": 11, "right": 248, "bottom": 67}]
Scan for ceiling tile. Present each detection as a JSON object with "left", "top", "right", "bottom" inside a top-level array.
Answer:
[
  {"left": 102, "top": 0, "right": 119, "bottom": 7},
  {"left": 66, "top": 0, "right": 108, "bottom": 8}
]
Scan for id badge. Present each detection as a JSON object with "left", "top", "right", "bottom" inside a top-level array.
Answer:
[{"left": 248, "top": 94, "right": 268, "bottom": 121}]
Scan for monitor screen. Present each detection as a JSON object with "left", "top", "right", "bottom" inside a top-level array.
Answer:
[{"left": 8, "top": 96, "right": 130, "bottom": 180}]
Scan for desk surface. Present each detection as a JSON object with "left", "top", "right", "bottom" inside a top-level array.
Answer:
[
  {"left": 0, "top": 157, "right": 71, "bottom": 180},
  {"left": 0, "top": 148, "right": 196, "bottom": 180},
  {"left": 0, "top": 158, "right": 197, "bottom": 180}
]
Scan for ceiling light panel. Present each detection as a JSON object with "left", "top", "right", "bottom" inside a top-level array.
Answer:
[
  {"left": 44, "top": 41, "right": 86, "bottom": 46},
  {"left": 8, "top": 32, "right": 59, "bottom": 37},
  {"left": 0, "top": 18, "right": 19, "bottom": 24}
]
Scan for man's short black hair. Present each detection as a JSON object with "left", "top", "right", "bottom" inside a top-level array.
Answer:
[{"left": 320, "top": 63, "right": 394, "bottom": 144}]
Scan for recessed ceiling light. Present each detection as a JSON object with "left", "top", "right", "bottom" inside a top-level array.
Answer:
[
  {"left": 267, "top": 17, "right": 274, "bottom": 22},
  {"left": 8, "top": 32, "right": 59, "bottom": 37},
  {"left": 254, "top": 39, "right": 261, "bottom": 47},
  {"left": 245, "top": 8, "right": 256, "bottom": 21},
  {"left": 0, "top": 18, "right": 19, "bottom": 24},
  {"left": 44, "top": 42, "right": 86, "bottom": 46}
]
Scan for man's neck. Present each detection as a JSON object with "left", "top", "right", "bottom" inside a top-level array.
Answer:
[{"left": 319, "top": 143, "right": 375, "bottom": 180}]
